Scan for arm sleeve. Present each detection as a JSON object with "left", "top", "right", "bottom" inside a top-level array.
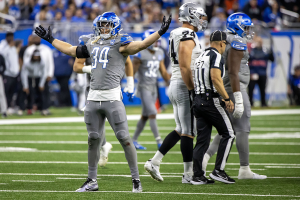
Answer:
[
  {"left": 39, "top": 62, "right": 47, "bottom": 87},
  {"left": 76, "top": 45, "right": 90, "bottom": 58},
  {"left": 210, "top": 51, "right": 223, "bottom": 70},
  {"left": 21, "top": 64, "right": 28, "bottom": 89},
  {"left": 230, "top": 37, "right": 247, "bottom": 51}
]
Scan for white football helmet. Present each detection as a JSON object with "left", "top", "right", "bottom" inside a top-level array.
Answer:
[{"left": 178, "top": 2, "right": 208, "bottom": 31}]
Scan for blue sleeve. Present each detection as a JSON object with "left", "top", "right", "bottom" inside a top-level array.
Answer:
[
  {"left": 231, "top": 41, "right": 247, "bottom": 51},
  {"left": 120, "top": 34, "right": 133, "bottom": 46}
]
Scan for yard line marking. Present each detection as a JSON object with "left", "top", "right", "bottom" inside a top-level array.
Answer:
[
  {"left": 56, "top": 178, "right": 87, "bottom": 180},
  {"left": 0, "top": 190, "right": 299, "bottom": 197},
  {"left": 0, "top": 183, "right": 7, "bottom": 185},
  {"left": 0, "top": 140, "right": 300, "bottom": 145},
  {"left": 0, "top": 161, "right": 300, "bottom": 166},
  {"left": 0, "top": 148, "right": 299, "bottom": 156},
  {"left": 12, "top": 180, "right": 54, "bottom": 183},
  {"left": 1, "top": 126, "right": 300, "bottom": 132},
  {"left": 265, "top": 166, "right": 300, "bottom": 169},
  {"left": 0, "top": 109, "right": 299, "bottom": 125}
]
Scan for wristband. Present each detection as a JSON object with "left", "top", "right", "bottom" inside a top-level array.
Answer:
[
  {"left": 82, "top": 65, "right": 91, "bottom": 74},
  {"left": 224, "top": 98, "right": 230, "bottom": 101}
]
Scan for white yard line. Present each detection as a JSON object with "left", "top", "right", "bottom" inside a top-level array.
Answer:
[
  {"left": 0, "top": 148, "right": 299, "bottom": 156},
  {"left": 265, "top": 166, "right": 300, "bottom": 168},
  {"left": 0, "top": 161, "right": 299, "bottom": 166},
  {"left": 0, "top": 109, "right": 299, "bottom": 125},
  {"left": 12, "top": 180, "right": 54, "bottom": 183},
  {"left": 0, "top": 189, "right": 299, "bottom": 197},
  {"left": 0, "top": 183, "right": 7, "bottom": 185},
  {"left": 56, "top": 178, "right": 87, "bottom": 180}
]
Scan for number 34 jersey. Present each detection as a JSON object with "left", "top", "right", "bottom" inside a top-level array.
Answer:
[
  {"left": 85, "top": 34, "right": 132, "bottom": 91},
  {"left": 134, "top": 48, "right": 165, "bottom": 87},
  {"left": 169, "top": 27, "right": 203, "bottom": 81}
]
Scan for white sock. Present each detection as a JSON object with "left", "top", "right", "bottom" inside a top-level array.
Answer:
[
  {"left": 184, "top": 161, "right": 193, "bottom": 175},
  {"left": 152, "top": 151, "right": 164, "bottom": 165},
  {"left": 240, "top": 165, "right": 251, "bottom": 172}
]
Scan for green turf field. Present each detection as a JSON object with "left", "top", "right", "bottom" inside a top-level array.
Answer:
[{"left": 0, "top": 108, "right": 299, "bottom": 199}]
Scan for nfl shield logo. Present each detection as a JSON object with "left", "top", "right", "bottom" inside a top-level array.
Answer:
[{"left": 110, "top": 39, "right": 115, "bottom": 45}]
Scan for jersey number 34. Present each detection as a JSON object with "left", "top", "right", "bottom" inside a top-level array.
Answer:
[{"left": 91, "top": 47, "right": 110, "bottom": 69}]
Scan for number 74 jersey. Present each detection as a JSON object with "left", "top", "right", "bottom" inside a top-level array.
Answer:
[{"left": 169, "top": 27, "right": 203, "bottom": 81}]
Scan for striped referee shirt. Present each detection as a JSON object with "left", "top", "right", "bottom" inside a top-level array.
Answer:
[{"left": 194, "top": 47, "right": 225, "bottom": 94}]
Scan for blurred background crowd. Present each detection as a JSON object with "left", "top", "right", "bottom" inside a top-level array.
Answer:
[{"left": 0, "top": 0, "right": 299, "bottom": 118}]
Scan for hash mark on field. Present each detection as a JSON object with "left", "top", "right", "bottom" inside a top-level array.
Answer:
[{"left": 0, "top": 190, "right": 299, "bottom": 197}]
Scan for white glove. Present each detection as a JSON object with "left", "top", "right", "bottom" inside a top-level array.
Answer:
[
  {"left": 82, "top": 65, "right": 91, "bottom": 74},
  {"left": 233, "top": 91, "right": 244, "bottom": 119}
]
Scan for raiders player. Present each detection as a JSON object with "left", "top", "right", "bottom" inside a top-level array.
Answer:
[
  {"left": 132, "top": 29, "right": 170, "bottom": 150},
  {"left": 202, "top": 13, "right": 267, "bottom": 180},
  {"left": 144, "top": 2, "right": 207, "bottom": 183},
  {"left": 35, "top": 12, "right": 172, "bottom": 192}
]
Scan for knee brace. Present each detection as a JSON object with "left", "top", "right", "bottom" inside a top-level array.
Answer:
[
  {"left": 116, "top": 130, "right": 129, "bottom": 140},
  {"left": 88, "top": 132, "right": 100, "bottom": 147}
]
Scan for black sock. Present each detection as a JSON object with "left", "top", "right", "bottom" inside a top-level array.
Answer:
[
  {"left": 181, "top": 136, "right": 193, "bottom": 162},
  {"left": 159, "top": 130, "right": 181, "bottom": 155}
]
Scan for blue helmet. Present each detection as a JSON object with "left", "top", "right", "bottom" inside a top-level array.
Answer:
[
  {"left": 94, "top": 12, "right": 122, "bottom": 39},
  {"left": 92, "top": 15, "right": 101, "bottom": 36},
  {"left": 226, "top": 12, "right": 254, "bottom": 40},
  {"left": 142, "top": 29, "right": 159, "bottom": 50}
]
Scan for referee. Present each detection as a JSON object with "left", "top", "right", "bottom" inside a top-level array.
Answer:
[{"left": 190, "top": 30, "right": 235, "bottom": 185}]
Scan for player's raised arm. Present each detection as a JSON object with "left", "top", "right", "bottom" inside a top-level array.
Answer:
[
  {"left": 35, "top": 25, "right": 88, "bottom": 58},
  {"left": 120, "top": 15, "right": 172, "bottom": 56}
]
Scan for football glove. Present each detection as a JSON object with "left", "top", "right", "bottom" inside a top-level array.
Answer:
[
  {"left": 34, "top": 25, "right": 55, "bottom": 44},
  {"left": 233, "top": 91, "right": 244, "bottom": 119},
  {"left": 158, "top": 15, "right": 172, "bottom": 36}
]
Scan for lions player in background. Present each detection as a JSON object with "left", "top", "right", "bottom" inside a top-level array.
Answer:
[
  {"left": 132, "top": 29, "right": 170, "bottom": 150},
  {"left": 145, "top": 2, "right": 207, "bottom": 183},
  {"left": 35, "top": 12, "right": 172, "bottom": 192},
  {"left": 202, "top": 13, "right": 267, "bottom": 180}
]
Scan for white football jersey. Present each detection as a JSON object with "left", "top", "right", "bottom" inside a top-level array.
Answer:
[{"left": 168, "top": 27, "right": 203, "bottom": 81}]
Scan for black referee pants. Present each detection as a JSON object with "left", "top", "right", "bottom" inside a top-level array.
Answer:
[{"left": 193, "top": 95, "right": 235, "bottom": 177}]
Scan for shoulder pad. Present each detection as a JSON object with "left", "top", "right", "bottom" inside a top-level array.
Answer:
[
  {"left": 78, "top": 34, "right": 94, "bottom": 45},
  {"left": 120, "top": 34, "right": 133, "bottom": 45}
]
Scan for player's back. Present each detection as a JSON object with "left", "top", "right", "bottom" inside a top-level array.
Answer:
[
  {"left": 86, "top": 34, "right": 132, "bottom": 90},
  {"left": 223, "top": 32, "right": 250, "bottom": 93},
  {"left": 168, "top": 27, "right": 202, "bottom": 81},
  {"left": 136, "top": 48, "right": 165, "bottom": 88}
]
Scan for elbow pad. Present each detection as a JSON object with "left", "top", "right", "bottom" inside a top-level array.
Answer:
[{"left": 76, "top": 45, "right": 90, "bottom": 58}]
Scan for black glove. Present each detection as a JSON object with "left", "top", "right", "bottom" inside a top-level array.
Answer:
[
  {"left": 189, "top": 89, "right": 195, "bottom": 102},
  {"left": 34, "top": 25, "right": 55, "bottom": 44},
  {"left": 158, "top": 15, "right": 172, "bottom": 36}
]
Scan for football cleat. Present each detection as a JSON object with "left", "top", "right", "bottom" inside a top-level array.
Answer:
[
  {"left": 132, "top": 179, "right": 142, "bottom": 193},
  {"left": 209, "top": 169, "right": 235, "bottom": 184},
  {"left": 238, "top": 166, "right": 267, "bottom": 179},
  {"left": 99, "top": 142, "right": 113, "bottom": 167},
  {"left": 144, "top": 159, "right": 163, "bottom": 182},
  {"left": 133, "top": 141, "right": 147, "bottom": 150},
  {"left": 75, "top": 178, "right": 98, "bottom": 192},
  {"left": 182, "top": 173, "right": 192, "bottom": 184},
  {"left": 190, "top": 175, "right": 215, "bottom": 185}
]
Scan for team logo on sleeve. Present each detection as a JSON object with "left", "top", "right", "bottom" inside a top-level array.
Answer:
[{"left": 110, "top": 39, "right": 115, "bottom": 45}]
